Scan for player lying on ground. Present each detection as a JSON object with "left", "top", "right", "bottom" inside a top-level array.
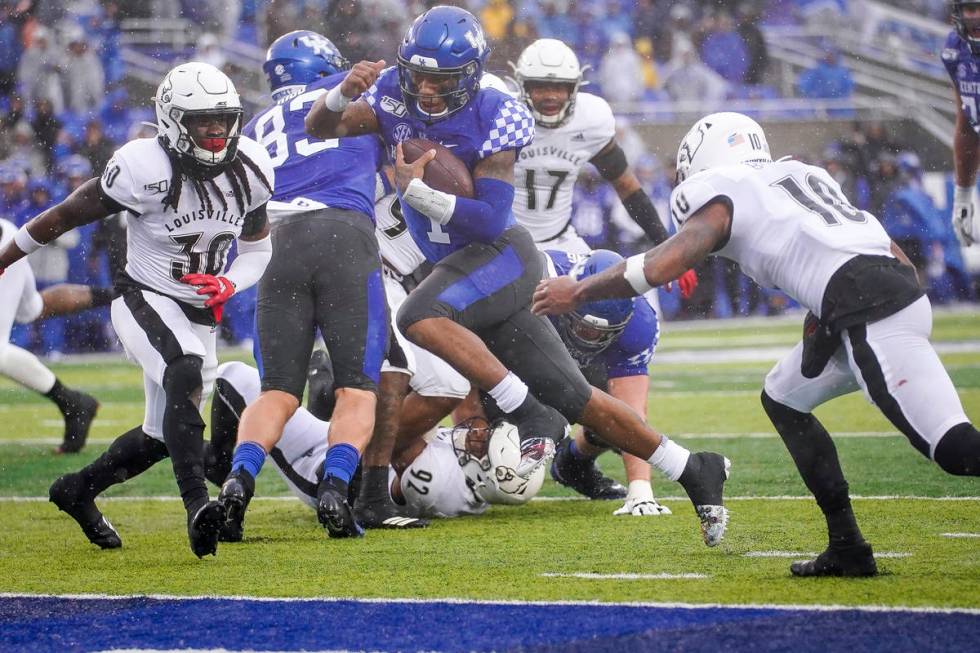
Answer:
[
  {"left": 209, "top": 362, "right": 542, "bottom": 527},
  {"left": 533, "top": 111, "right": 980, "bottom": 577},
  {"left": 2, "top": 62, "right": 276, "bottom": 558},
  {"left": 0, "top": 217, "right": 108, "bottom": 453},
  {"left": 370, "top": 166, "right": 669, "bottom": 516},
  {"left": 307, "top": 5, "right": 730, "bottom": 546}
]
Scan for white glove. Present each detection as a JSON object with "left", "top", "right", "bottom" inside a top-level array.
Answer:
[
  {"left": 952, "top": 185, "right": 979, "bottom": 247},
  {"left": 613, "top": 481, "right": 672, "bottom": 516}
]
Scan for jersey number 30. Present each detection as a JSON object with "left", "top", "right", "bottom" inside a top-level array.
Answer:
[{"left": 170, "top": 232, "right": 236, "bottom": 281}]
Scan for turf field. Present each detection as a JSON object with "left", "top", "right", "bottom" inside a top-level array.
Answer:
[{"left": 1, "top": 310, "right": 978, "bottom": 651}]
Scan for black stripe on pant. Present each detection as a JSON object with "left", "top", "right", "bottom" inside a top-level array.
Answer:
[
  {"left": 846, "top": 324, "right": 930, "bottom": 456},
  {"left": 270, "top": 447, "right": 319, "bottom": 500},
  {"left": 122, "top": 291, "right": 184, "bottom": 363}
]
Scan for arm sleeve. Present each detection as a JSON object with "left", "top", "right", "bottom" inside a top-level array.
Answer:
[
  {"left": 621, "top": 188, "right": 670, "bottom": 245},
  {"left": 446, "top": 177, "right": 515, "bottom": 244}
]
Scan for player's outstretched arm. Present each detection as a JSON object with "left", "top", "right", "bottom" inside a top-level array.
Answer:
[
  {"left": 305, "top": 60, "right": 384, "bottom": 138},
  {"left": 592, "top": 140, "right": 670, "bottom": 246},
  {"left": 532, "top": 200, "right": 730, "bottom": 315},
  {"left": 0, "top": 178, "right": 112, "bottom": 271},
  {"left": 953, "top": 88, "right": 980, "bottom": 246}
]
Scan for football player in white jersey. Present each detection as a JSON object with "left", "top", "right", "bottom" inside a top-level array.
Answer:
[
  {"left": 0, "top": 218, "right": 112, "bottom": 453},
  {"left": 0, "top": 62, "right": 276, "bottom": 558},
  {"left": 511, "top": 39, "right": 695, "bottom": 511},
  {"left": 209, "top": 362, "right": 540, "bottom": 522},
  {"left": 534, "top": 112, "right": 980, "bottom": 577}
]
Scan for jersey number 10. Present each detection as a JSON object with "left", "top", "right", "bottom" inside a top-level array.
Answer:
[{"left": 772, "top": 174, "right": 868, "bottom": 226}]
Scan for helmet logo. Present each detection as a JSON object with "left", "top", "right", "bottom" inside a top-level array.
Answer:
[
  {"left": 464, "top": 28, "right": 487, "bottom": 54},
  {"left": 410, "top": 54, "right": 438, "bottom": 67},
  {"left": 727, "top": 132, "right": 745, "bottom": 147},
  {"left": 297, "top": 33, "right": 333, "bottom": 56},
  {"left": 160, "top": 77, "right": 173, "bottom": 104},
  {"left": 274, "top": 64, "right": 285, "bottom": 75}
]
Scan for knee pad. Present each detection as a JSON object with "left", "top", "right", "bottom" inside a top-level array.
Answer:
[{"left": 934, "top": 423, "right": 980, "bottom": 476}]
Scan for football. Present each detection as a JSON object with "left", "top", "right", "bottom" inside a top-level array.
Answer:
[{"left": 401, "top": 138, "right": 475, "bottom": 199}]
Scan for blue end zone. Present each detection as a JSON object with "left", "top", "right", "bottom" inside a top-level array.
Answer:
[{"left": 1, "top": 596, "right": 977, "bottom": 652}]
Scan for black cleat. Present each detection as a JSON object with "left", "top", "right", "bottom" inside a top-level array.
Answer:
[
  {"left": 217, "top": 469, "right": 254, "bottom": 543},
  {"left": 550, "top": 437, "right": 627, "bottom": 500},
  {"left": 306, "top": 349, "right": 336, "bottom": 421},
  {"left": 677, "top": 451, "right": 731, "bottom": 546},
  {"left": 49, "top": 473, "right": 121, "bottom": 549},
  {"left": 317, "top": 477, "right": 364, "bottom": 538},
  {"left": 187, "top": 500, "right": 225, "bottom": 558},
  {"left": 353, "top": 495, "right": 428, "bottom": 530},
  {"left": 791, "top": 542, "right": 878, "bottom": 577},
  {"left": 509, "top": 396, "right": 567, "bottom": 477},
  {"left": 57, "top": 392, "right": 99, "bottom": 454}
]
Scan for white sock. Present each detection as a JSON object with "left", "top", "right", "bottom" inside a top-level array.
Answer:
[
  {"left": 626, "top": 479, "right": 654, "bottom": 502},
  {"left": 647, "top": 435, "right": 690, "bottom": 482},
  {"left": 0, "top": 344, "right": 56, "bottom": 394},
  {"left": 488, "top": 372, "right": 529, "bottom": 414}
]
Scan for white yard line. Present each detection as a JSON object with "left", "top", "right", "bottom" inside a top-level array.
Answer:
[
  {"left": 1, "top": 591, "right": 978, "bottom": 615},
  {"left": 540, "top": 572, "right": 707, "bottom": 580},
  {"left": 940, "top": 532, "right": 980, "bottom": 538}
]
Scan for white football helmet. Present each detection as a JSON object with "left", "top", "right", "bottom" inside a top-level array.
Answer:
[
  {"left": 154, "top": 61, "right": 244, "bottom": 172},
  {"left": 453, "top": 419, "right": 544, "bottom": 506},
  {"left": 510, "top": 38, "right": 587, "bottom": 128},
  {"left": 675, "top": 112, "right": 772, "bottom": 183}
]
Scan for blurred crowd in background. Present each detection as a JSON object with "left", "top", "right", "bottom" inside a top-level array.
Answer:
[{"left": 0, "top": 0, "right": 974, "bottom": 358}]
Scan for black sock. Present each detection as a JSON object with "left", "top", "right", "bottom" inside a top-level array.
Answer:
[
  {"left": 934, "top": 423, "right": 980, "bottom": 476},
  {"left": 162, "top": 356, "right": 209, "bottom": 515},
  {"left": 44, "top": 379, "right": 81, "bottom": 415},
  {"left": 77, "top": 426, "right": 169, "bottom": 498},
  {"left": 205, "top": 378, "right": 244, "bottom": 485},
  {"left": 761, "top": 391, "right": 864, "bottom": 548},
  {"left": 357, "top": 466, "right": 391, "bottom": 502}
]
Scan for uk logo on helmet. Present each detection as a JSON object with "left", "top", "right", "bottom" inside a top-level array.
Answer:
[{"left": 464, "top": 28, "right": 487, "bottom": 54}]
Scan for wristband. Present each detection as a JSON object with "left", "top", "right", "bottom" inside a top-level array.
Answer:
[
  {"left": 403, "top": 178, "right": 456, "bottom": 225},
  {"left": 324, "top": 84, "right": 351, "bottom": 112},
  {"left": 624, "top": 253, "right": 653, "bottom": 294},
  {"left": 13, "top": 225, "right": 43, "bottom": 254},
  {"left": 954, "top": 185, "right": 975, "bottom": 204}
]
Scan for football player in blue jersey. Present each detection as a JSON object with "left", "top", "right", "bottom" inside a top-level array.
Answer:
[
  {"left": 947, "top": 1, "right": 980, "bottom": 246},
  {"left": 307, "top": 6, "right": 731, "bottom": 547},
  {"left": 546, "top": 249, "right": 671, "bottom": 516},
  {"left": 218, "top": 31, "right": 396, "bottom": 541}
]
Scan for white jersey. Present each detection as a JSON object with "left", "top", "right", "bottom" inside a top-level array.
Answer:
[
  {"left": 400, "top": 429, "right": 488, "bottom": 519},
  {"left": 375, "top": 192, "right": 425, "bottom": 276},
  {"left": 669, "top": 159, "right": 893, "bottom": 317},
  {"left": 100, "top": 137, "right": 274, "bottom": 307},
  {"left": 513, "top": 92, "right": 617, "bottom": 242}
]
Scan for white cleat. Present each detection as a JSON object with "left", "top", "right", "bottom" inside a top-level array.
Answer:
[{"left": 695, "top": 504, "right": 729, "bottom": 547}]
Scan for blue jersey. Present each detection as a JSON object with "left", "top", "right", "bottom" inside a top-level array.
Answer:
[
  {"left": 243, "top": 73, "right": 382, "bottom": 219},
  {"left": 546, "top": 251, "right": 659, "bottom": 378},
  {"left": 362, "top": 67, "right": 534, "bottom": 261},
  {"left": 943, "top": 32, "right": 980, "bottom": 132}
]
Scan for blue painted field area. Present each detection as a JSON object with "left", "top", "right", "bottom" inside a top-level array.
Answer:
[{"left": 1, "top": 595, "right": 977, "bottom": 652}]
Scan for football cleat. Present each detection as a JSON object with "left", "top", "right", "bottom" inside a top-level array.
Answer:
[
  {"left": 550, "top": 437, "right": 627, "bottom": 500},
  {"left": 49, "top": 473, "right": 121, "bottom": 549},
  {"left": 353, "top": 495, "right": 428, "bottom": 530},
  {"left": 187, "top": 500, "right": 225, "bottom": 558},
  {"left": 791, "top": 542, "right": 878, "bottom": 577},
  {"left": 677, "top": 452, "right": 731, "bottom": 547},
  {"left": 509, "top": 396, "right": 567, "bottom": 478},
  {"left": 57, "top": 392, "right": 99, "bottom": 454},
  {"left": 317, "top": 477, "right": 364, "bottom": 538},
  {"left": 217, "top": 469, "right": 254, "bottom": 543}
]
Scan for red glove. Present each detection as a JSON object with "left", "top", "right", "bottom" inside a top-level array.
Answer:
[
  {"left": 180, "top": 274, "right": 235, "bottom": 322},
  {"left": 677, "top": 269, "right": 698, "bottom": 299}
]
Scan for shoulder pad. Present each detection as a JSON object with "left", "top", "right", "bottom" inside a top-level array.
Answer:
[
  {"left": 670, "top": 173, "right": 728, "bottom": 228},
  {"left": 479, "top": 96, "right": 534, "bottom": 158}
]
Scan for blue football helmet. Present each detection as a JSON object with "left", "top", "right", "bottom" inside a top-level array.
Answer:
[
  {"left": 263, "top": 30, "right": 350, "bottom": 100},
  {"left": 556, "top": 250, "right": 635, "bottom": 365},
  {"left": 396, "top": 6, "right": 490, "bottom": 122}
]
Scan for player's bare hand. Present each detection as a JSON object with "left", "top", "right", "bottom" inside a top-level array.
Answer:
[
  {"left": 531, "top": 276, "right": 581, "bottom": 316},
  {"left": 340, "top": 60, "right": 386, "bottom": 99},
  {"left": 394, "top": 142, "right": 436, "bottom": 193}
]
